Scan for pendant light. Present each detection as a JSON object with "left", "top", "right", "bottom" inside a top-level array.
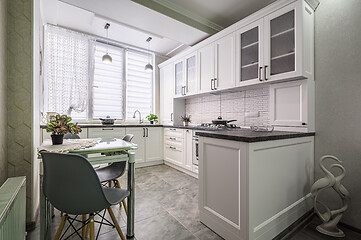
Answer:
[
  {"left": 102, "top": 23, "right": 112, "bottom": 63},
  {"left": 145, "top": 37, "right": 153, "bottom": 72}
]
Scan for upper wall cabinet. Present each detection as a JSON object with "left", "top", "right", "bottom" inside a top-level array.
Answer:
[
  {"left": 160, "top": 64, "right": 174, "bottom": 124},
  {"left": 199, "top": 33, "right": 235, "bottom": 93},
  {"left": 174, "top": 52, "right": 198, "bottom": 97},
  {"left": 236, "top": 1, "right": 314, "bottom": 86},
  {"left": 236, "top": 19, "right": 264, "bottom": 86}
]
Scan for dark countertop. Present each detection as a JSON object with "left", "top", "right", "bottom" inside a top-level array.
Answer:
[
  {"left": 195, "top": 129, "right": 315, "bottom": 143},
  {"left": 163, "top": 125, "right": 215, "bottom": 131},
  {"left": 40, "top": 124, "right": 164, "bottom": 129}
]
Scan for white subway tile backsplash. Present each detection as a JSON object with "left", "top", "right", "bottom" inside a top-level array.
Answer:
[{"left": 185, "top": 85, "right": 270, "bottom": 126}]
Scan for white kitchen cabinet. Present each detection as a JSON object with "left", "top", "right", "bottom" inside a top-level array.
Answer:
[
  {"left": 269, "top": 80, "right": 308, "bottom": 127},
  {"left": 125, "top": 127, "right": 146, "bottom": 163},
  {"left": 174, "top": 52, "right": 198, "bottom": 97},
  {"left": 160, "top": 64, "right": 174, "bottom": 124},
  {"left": 199, "top": 135, "right": 314, "bottom": 240},
  {"left": 236, "top": 19, "right": 264, "bottom": 86},
  {"left": 199, "top": 33, "right": 235, "bottom": 93},
  {"left": 236, "top": 1, "right": 314, "bottom": 85},
  {"left": 146, "top": 127, "right": 163, "bottom": 162},
  {"left": 184, "top": 129, "right": 193, "bottom": 171},
  {"left": 126, "top": 127, "right": 163, "bottom": 164},
  {"left": 164, "top": 128, "right": 184, "bottom": 167},
  {"left": 214, "top": 33, "right": 235, "bottom": 90},
  {"left": 87, "top": 127, "right": 125, "bottom": 138},
  {"left": 199, "top": 43, "right": 214, "bottom": 93},
  {"left": 174, "top": 60, "right": 184, "bottom": 97}
]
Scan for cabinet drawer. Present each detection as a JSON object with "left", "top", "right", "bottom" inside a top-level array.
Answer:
[
  {"left": 88, "top": 127, "right": 126, "bottom": 138},
  {"left": 164, "top": 140, "right": 183, "bottom": 150},
  {"left": 164, "top": 135, "right": 183, "bottom": 144},
  {"left": 164, "top": 128, "right": 184, "bottom": 138},
  {"left": 164, "top": 145, "right": 183, "bottom": 164}
]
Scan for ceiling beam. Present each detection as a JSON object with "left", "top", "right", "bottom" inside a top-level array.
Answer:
[{"left": 131, "top": 0, "right": 222, "bottom": 35}]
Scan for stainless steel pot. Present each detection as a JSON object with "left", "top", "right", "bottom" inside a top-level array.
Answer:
[
  {"left": 211, "top": 116, "right": 237, "bottom": 125},
  {"left": 100, "top": 116, "right": 116, "bottom": 125}
]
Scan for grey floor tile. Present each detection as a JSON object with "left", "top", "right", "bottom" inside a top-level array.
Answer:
[
  {"left": 167, "top": 206, "right": 205, "bottom": 234},
  {"left": 134, "top": 212, "right": 198, "bottom": 240},
  {"left": 194, "top": 227, "right": 224, "bottom": 240}
]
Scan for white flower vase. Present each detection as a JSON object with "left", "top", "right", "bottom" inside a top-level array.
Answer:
[{"left": 183, "top": 122, "right": 188, "bottom": 127}]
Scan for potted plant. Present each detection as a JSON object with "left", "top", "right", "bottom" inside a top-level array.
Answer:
[
  {"left": 145, "top": 113, "right": 158, "bottom": 124},
  {"left": 46, "top": 114, "right": 82, "bottom": 145},
  {"left": 180, "top": 114, "right": 191, "bottom": 126}
]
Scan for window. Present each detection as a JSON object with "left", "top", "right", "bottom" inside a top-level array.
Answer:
[
  {"left": 126, "top": 50, "right": 153, "bottom": 121},
  {"left": 93, "top": 42, "right": 124, "bottom": 119},
  {"left": 43, "top": 25, "right": 154, "bottom": 122}
]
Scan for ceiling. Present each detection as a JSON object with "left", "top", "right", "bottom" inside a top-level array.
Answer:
[{"left": 40, "top": 0, "right": 274, "bottom": 57}]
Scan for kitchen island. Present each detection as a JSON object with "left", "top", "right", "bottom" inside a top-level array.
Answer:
[{"left": 196, "top": 130, "right": 315, "bottom": 240}]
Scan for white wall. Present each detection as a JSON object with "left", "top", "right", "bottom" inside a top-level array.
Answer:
[{"left": 315, "top": 0, "right": 361, "bottom": 229}]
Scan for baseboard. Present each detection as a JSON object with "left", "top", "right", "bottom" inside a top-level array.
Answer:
[
  {"left": 274, "top": 210, "right": 314, "bottom": 240},
  {"left": 339, "top": 222, "right": 361, "bottom": 235},
  {"left": 164, "top": 161, "right": 198, "bottom": 179},
  {"left": 252, "top": 194, "right": 313, "bottom": 240},
  {"left": 134, "top": 160, "right": 164, "bottom": 168}
]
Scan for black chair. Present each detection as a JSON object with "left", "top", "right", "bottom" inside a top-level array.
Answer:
[
  {"left": 41, "top": 152, "right": 128, "bottom": 240},
  {"left": 95, "top": 134, "right": 134, "bottom": 215}
]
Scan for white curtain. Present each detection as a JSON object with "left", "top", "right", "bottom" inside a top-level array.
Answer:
[{"left": 44, "top": 25, "right": 91, "bottom": 115}]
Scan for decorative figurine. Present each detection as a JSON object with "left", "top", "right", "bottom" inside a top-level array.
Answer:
[{"left": 311, "top": 155, "right": 350, "bottom": 237}]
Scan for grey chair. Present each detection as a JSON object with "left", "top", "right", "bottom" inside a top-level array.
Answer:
[
  {"left": 41, "top": 152, "right": 128, "bottom": 240},
  {"left": 95, "top": 134, "right": 134, "bottom": 215}
]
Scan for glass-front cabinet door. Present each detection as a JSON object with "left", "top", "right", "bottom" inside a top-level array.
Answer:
[
  {"left": 236, "top": 19, "right": 263, "bottom": 86},
  {"left": 185, "top": 53, "right": 197, "bottom": 95},
  {"left": 264, "top": 3, "right": 300, "bottom": 82},
  {"left": 174, "top": 60, "right": 184, "bottom": 96}
]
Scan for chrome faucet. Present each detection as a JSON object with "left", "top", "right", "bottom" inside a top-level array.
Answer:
[{"left": 133, "top": 110, "right": 143, "bottom": 124}]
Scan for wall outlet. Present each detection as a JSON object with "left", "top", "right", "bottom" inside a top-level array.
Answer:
[{"left": 245, "top": 111, "right": 260, "bottom": 118}]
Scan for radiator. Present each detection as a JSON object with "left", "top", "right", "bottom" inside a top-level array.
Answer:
[{"left": 0, "top": 176, "right": 26, "bottom": 240}]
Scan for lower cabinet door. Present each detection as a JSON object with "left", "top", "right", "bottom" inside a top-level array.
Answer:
[
  {"left": 184, "top": 129, "right": 193, "bottom": 171},
  {"left": 125, "top": 127, "right": 146, "bottom": 163},
  {"left": 146, "top": 127, "right": 163, "bottom": 162}
]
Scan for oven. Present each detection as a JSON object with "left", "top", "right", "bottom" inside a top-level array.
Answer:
[{"left": 192, "top": 132, "right": 199, "bottom": 166}]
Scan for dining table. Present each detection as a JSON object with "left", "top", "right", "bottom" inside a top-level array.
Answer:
[{"left": 38, "top": 137, "right": 137, "bottom": 240}]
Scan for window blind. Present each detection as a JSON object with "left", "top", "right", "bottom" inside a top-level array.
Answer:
[
  {"left": 92, "top": 42, "right": 124, "bottom": 119},
  {"left": 126, "top": 50, "right": 153, "bottom": 121}
]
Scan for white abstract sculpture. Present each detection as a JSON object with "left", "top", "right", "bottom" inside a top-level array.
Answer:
[{"left": 311, "top": 155, "right": 350, "bottom": 237}]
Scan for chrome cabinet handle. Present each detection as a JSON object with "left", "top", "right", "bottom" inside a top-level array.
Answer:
[
  {"left": 146, "top": 128, "right": 149, "bottom": 137},
  {"left": 143, "top": 128, "right": 145, "bottom": 137},
  {"left": 171, "top": 113, "right": 173, "bottom": 122},
  {"left": 170, "top": 137, "right": 176, "bottom": 140},
  {"left": 264, "top": 65, "right": 268, "bottom": 81},
  {"left": 259, "top": 66, "right": 263, "bottom": 82},
  {"left": 211, "top": 78, "right": 214, "bottom": 90},
  {"left": 102, "top": 128, "right": 114, "bottom": 130},
  {"left": 214, "top": 78, "right": 218, "bottom": 90},
  {"left": 169, "top": 146, "right": 176, "bottom": 150}
]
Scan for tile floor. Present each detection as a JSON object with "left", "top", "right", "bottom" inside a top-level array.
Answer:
[
  {"left": 26, "top": 164, "right": 361, "bottom": 240},
  {"left": 26, "top": 165, "right": 223, "bottom": 240}
]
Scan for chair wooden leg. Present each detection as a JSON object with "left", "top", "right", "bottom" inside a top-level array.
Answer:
[
  {"left": 108, "top": 207, "right": 126, "bottom": 240},
  {"left": 54, "top": 215, "right": 68, "bottom": 240},
  {"left": 89, "top": 215, "right": 95, "bottom": 240},
  {"left": 82, "top": 214, "right": 87, "bottom": 239},
  {"left": 85, "top": 221, "right": 90, "bottom": 238},
  {"left": 114, "top": 180, "right": 128, "bottom": 215}
]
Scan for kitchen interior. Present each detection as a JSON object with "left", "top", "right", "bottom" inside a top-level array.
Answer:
[{"left": 1, "top": 0, "right": 361, "bottom": 240}]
